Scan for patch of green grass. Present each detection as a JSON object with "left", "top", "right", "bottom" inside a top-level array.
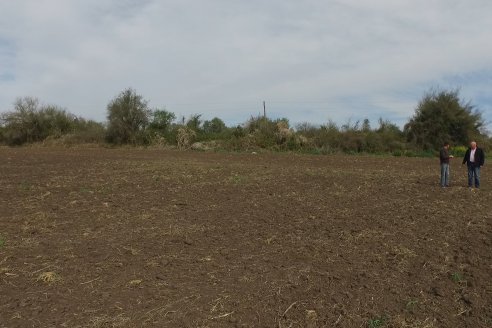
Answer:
[
  {"left": 368, "top": 316, "right": 387, "bottom": 328},
  {"left": 405, "top": 299, "right": 418, "bottom": 310},
  {"left": 96, "top": 185, "right": 113, "bottom": 194},
  {"left": 18, "top": 181, "right": 31, "bottom": 191},
  {"left": 451, "top": 146, "right": 467, "bottom": 157},
  {"left": 451, "top": 272, "right": 464, "bottom": 283},
  {"left": 0, "top": 235, "right": 5, "bottom": 248},
  {"left": 79, "top": 187, "right": 92, "bottom": 193},
  {"left": 229, "top": 174, "right": 246, "bottom": 185}
]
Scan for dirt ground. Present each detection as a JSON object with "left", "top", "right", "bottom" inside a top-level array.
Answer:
[{"left": 0, "top": 147, "right": 490, "bottom": 328}]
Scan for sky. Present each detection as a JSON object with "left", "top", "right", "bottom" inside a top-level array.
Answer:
[{"left": 1, "top": 0, "right": 491, "bottom": 130}]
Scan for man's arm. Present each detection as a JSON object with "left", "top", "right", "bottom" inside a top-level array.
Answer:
[{"left": 462, "top": 149, "right": 469, "bottom": 165}]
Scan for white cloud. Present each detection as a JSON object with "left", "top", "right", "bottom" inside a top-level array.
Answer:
[{"left": 1, "top": 0, "right": 491, "bottom": 127}]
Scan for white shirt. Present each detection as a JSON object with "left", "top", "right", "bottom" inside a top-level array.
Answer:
[{"left": 470, "top": 148, "right": 476, "bottom": 162}]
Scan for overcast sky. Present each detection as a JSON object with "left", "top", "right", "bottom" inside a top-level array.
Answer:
[{"left": 1, "top": 0, "right": 491, "bottom": 129}]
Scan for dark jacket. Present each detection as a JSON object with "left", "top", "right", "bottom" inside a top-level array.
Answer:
[
  {"left": 439, "top": 147, "right": 451, "bottom": 164},
  {"left": 462, "top": 147, "right": 485, "bottom": 166}
]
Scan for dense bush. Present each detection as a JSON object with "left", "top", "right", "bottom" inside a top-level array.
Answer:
[
  {"left": 405, "top": 88, "right": 484, "bottom": 150},
  {"left": 148, "top": 109, "right": 176, "bottom": 135},
  {"left": 0, "top": 97, "right": 105, "bottom": 146},
  {"left": 106, "top": 88, "right": 151, "bottom": 144},
  {"left": 451, "top": 146, "right": 467, "bottom": 158},
  {"left": 203, "top": 117, "right": 227, "bottom": 134}
]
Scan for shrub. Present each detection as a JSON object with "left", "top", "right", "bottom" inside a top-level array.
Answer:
[
  {"left": 106, "top": 88, "right": 151, "bottom": 144},
  {"left": 203, "top": 117, "right": 227, "bottom": 134},
  {"left": 243, "top": 116, "right": 291, "bottom": 149},
  {"left": 0, "top": 97, "right": 85, "bottom": 145},
  {"left": 405, "top": 88, "right": 485, "bottom": 149},
  {"left": 451, "top": 145, "right": 467, "bottom": 157},
  {"left": 148, "top": 109, "right": 176, "bottom": 134}
]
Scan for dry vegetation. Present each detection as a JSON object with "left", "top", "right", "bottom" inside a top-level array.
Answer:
[{"left": 0, "top": 147, "right": 491, "bottom": 327}]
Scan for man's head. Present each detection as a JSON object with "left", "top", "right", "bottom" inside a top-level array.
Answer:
[
  {"left": 443, "top": 142, "right": 450, "bottom": 149},
  {"left": 470, "top": 141, "right": 477, "bottom": 149}
]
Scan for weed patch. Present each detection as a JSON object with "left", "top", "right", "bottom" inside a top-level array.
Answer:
[
  {"left": 451, "top": 272, "right": 464, "bottom": 283},
  {"left": 368, "top": 316, "right": 387, "bottom": 328}
]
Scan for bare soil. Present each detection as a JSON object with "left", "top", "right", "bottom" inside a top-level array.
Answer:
[{"left": 0, "top": 148, "right": 491, "bottom": 327}]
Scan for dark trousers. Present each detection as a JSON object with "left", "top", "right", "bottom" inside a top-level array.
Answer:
[{"left": 467, "top": 164, "right": 481, "bottom": 188}]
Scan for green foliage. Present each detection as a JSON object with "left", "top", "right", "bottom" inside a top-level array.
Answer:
[
  {"left": 0, "top": 235, "right": 5, "bottom": 248},
  {"left": 106, "top": 88, "right": 151, "bottom": 144},
  {"left": 141, "top": 109, "right": 177, "bottom": 145},
  {"left": 392, "top": 150, "right": 403, "bottom": 157},
  {"left": 58, "top": 118, "right": 106, "bottom": 145},
  {"left": 368, "top": 317, "right": 386, "bottom": 328},
  {"left": 296, "top": 122, "right": 317, "bottom": 135},
  {"left": 149, "top": 109, "right": 176, "bottom": 134},
  {"left": 405, "top": 299, "right": 418, "bottom": 310},
  {"left": 232, "top": 125, "right": 245, "bottom": 138},
  {"left": 451, "top": 272, "right": 464, "bottom": 283},
  {"left": 203, "top": 117, "right": 226, "bottom": 134},
  {"left": 305, "top": 118, "right": 405, "bottom": 154},
  {"left": 0, "top": 97, "right": 100, "bottom": 145},
  {"left": 3, "top": 88, "right": 490, "bottom": 154},
  {"left": 186, "top": 114, "right": 203, "bottom": 132},
  {"left": 451, "top": 145, "right": 467, "bottom": 157},
  {"left": 1, "top": 97, "right": 41, "bottom": 145},
  {"left": 405, "top": 88, "right": 485, "bottom": 150},
  {"left": 244, "top": 116, "right": 286, "bottom": 148}
]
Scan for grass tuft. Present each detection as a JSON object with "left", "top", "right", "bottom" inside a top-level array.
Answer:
[
  {"left": 368, "top": 316, "right": 387, "bottom": 328},
  {"left": 37, "top": 271, "right": 61, "bottom": 284},
  {"left": 451, "top": 272, "right": 464, "bottom": 283}
]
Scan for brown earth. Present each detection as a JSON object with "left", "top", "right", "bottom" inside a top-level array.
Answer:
[{"left": 0, "top": 147, "right": 491, "bottom": 328}]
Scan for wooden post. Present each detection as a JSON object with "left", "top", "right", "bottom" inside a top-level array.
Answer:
[{"left": 263, "top": 101, "right": 266, "bottom": 118}]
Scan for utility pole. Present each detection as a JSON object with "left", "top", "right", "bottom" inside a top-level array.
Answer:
[{"left": 263, "top": 101, "right": 266, "bottom": 119}]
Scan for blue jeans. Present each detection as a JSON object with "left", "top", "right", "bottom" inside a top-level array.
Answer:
[
  {"left": 440, "top": 163, "right": 449, "bottom": 187},
  {"left": 467, "top": 165, "right": 481, "bottom": 188}
]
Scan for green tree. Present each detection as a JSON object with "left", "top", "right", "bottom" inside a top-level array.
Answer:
[
  {"left": 377, "top": 118, "right": 402, "bottom": 135},
  {"left": 404, "top": 89, "right": 484, "bottom": 150},
  {"left": 39, "top": 105, "right": 77, "bottom": 137},
  {"left": 149, "top": 109, "right": 176, "bottom": 134},
  {"left": 106, "top": 88, "right": 151, "bottom": 144},
  {"left": 203, "top": 117, "right": 226, "bottom": 134},
  {"left": 375, "top": 118, "right": 405, "bottom": 152},
  {"left": 186, "top": 114, "right": 203, "bottom": 131}
]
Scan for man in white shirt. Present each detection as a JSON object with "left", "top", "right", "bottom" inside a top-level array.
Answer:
[
  {"left": 462, "top": 141, "right": 485, "bottom": 188},
  {"left": 470, "top": 148, "right": 476, "bottom": 162}
]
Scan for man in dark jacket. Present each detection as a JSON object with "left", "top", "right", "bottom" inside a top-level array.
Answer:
[
  {"left": 439, "top": 142, "right": 453, "bottom": 187},
  {"left": 462, "top": 141, "right": 485, "bottom": 188}
]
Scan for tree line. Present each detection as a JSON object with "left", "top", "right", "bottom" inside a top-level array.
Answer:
[{"left": 0, "top": 88, "right": 489, "bottom": 155}]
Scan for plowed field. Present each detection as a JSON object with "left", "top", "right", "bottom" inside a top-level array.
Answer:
[{"left": 0, "top": 148, "right": 490, "bottom": 327}]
